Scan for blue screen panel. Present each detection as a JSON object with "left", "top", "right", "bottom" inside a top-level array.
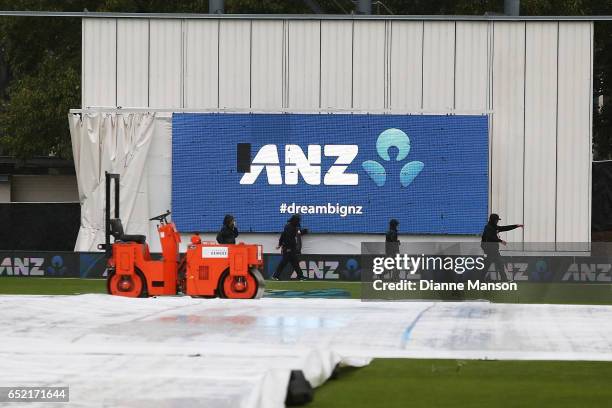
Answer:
[{"left": 172, "top": 113, "right": 488, "bottom": 234}]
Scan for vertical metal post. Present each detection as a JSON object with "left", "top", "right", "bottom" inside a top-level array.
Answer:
[
  {"left": 105, "top": 172, "right": 111, "bottom": 255},
  {"left": 113, "top": 175, "right": 120, "bottom": 219},
  {"left": 103, "top": 172, "right": 121, "bottom": 256},
  {"left": 356, "top": 0, "right": 371, "bottom": 15},
  {"left": 209, "top": 0, "right": 224, "bottom": 14},
  {"left": 504, "top": 0, "right": 520, "bottom": 16}
]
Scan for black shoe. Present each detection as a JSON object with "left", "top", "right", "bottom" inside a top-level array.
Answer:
[{"left": 299, "top": 276, "right": 308, "bottom": 281}]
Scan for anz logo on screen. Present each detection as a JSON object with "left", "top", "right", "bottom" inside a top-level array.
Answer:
[{"left": 238, "top": 128, "right": 424, "bottom": 187}]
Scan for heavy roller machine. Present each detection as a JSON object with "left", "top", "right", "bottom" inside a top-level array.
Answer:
[{"left": 99, "top": 173, "right": 265, "bottom": 299}]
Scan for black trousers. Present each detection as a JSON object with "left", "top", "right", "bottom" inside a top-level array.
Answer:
[
  {"left": 481, "top": 252, "right": 507, "bottom": 282},
  {"left": 273, "top": 249, "right": 304, "bottom": 279}
]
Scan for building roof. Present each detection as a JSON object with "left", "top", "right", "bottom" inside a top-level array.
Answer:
[{"left": 0, "top": 10, "right": 607, "bottom": 21}]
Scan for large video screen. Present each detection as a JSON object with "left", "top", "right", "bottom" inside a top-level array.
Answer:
[{"left": 172, "top": 113, "right": 488, "bottom": 234}]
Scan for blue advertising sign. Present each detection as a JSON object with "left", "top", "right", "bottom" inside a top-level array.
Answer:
[{"left": 172, "top": 113, "right": 488, "bottom": 234}]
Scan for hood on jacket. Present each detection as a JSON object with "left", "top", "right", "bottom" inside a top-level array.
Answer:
[
  {"left": 223, "top": 214, "right": 234, "bottom": 227},
  {"left": 288, "top": 214, "right": 301, "bottom": 226}
]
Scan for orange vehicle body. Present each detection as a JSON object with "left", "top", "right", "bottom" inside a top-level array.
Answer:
[
  {"left": 102, "top": 172, "right": 265, "bottom": 299},
  {"left": 107, "top": 221, "right": 265, "bottom": 299},
  {"left": 185, "top": 241, "right": 264, "bottom": 298},
  {"left": 107, "top": 223, "right": 181, "bottom": 297}
]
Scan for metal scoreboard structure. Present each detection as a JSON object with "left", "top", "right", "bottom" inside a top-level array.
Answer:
[{"left": 73, "top": 13, "right": 593, "bottom": 253}]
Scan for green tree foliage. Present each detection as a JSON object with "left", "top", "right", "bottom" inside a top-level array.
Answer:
[
  {"left": 0, "top": 0, "right": 610, "bottom": 159},
  {"left": 0, "top": 0, "right": 90, "bottom": 158}
]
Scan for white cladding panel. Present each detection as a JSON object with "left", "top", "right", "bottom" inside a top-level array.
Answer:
[
  {"left": 116, "top": 19, "right": 149, "bottom": 107},
  {"left": 320, "top": 21, "right": 353, "bottom": 108},
  {"left": 219, "top": 20, "right": 251, "bottom": 108},
  {"left": 524, "top": 22, "right": 558, "bottom": 242},
  {"left": 389, "top": 21, "right": 423, "bottom": 110},
  {"left": 455, "top": 22, "right": 489, "bottom": 111},
  {"left": 422, "top": 21, "right": 455, "bottom": 111},
  {"left": 288, "top": 21, "right": 320, "bottom": 109},
  {"left": 556, "top": 22, "right": 593, "bottom": 243},
  {"left": 491, "top": 22, "right": 525, "bottom": 243},
  {"left": 288, "top": 21, "right": 321, "bottom": 109},
  {"left": 81, "top": 18, "right": 593, "bottom": 246},
  {"left": 82, "top": 18, "right": 116, "bottom": 107},
  {"left": 352, "top": 21, "right": 386, "bottom": 110},
  {"left": 251, "top": 20, "right": 284, "bottom": 109},
  {"left": 149, "top": 20, "right": 182, "bottom": 108},
  {"left": 184, "top": 20, "right": 219, "bottom": 108}
]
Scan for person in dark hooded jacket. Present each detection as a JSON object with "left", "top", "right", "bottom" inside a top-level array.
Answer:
[
  {"left": 386, "top": 219, "right": 400, "bottom": 243},
  {"left": 385, "top": 219, "right": 400, "bottom": 256},
  {"left": 216, "top": 214, "right": 239, "bottom": 244},
  {"left": 272, "top": 214, "right": 307, "bottom": 280},
  {"left": 480, "top": 213, "right": 523, "bottom": 281}
]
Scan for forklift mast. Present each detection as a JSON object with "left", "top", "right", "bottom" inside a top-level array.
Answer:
[{"left": 102, "top": 172, "right": 120, "bottom": 256}]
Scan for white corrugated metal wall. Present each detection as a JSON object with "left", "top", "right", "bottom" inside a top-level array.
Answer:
[{"left": 81, "top": 17, "right": 593, "bottom": 247}]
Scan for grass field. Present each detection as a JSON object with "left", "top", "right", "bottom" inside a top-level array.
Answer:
[
  {"left": 1, "top": 277, "right": 612, "bottom": 304},
  {"left": 2, "top": 277, "right": 612, "bottom": 407},
  {"left": 0, "top": 277, "right": 360, "bottom": 296},
  {"left": 313, "top": 359, "right": 612, "bottom": 408}
]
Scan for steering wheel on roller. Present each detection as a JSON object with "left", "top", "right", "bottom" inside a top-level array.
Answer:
[{"left": 149, "top": 210, "right": 171, "bottom": 224}]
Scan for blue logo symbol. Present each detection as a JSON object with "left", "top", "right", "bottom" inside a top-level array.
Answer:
[
  {"left": 362, "top": 128, "right": 424, "bottom": 187},
  {"left": 343, "top": 258, "right": 362, "bottom": 280},
  {"left": 46, "top": 255, "right": 67, "bottom": 276},
  {"left": 532, "top": 259, "right": 553, "bottom": 282}
]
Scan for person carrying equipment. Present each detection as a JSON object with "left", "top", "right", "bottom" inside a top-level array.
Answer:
[
  {"left": 216, "top": 214, "right": 239, "bottom": 244},
  {"left": 272, "top": 214, "right": 308, "bottom": 280},
  {"left": 480, "top": 213, "right": 524, "bottom": 281}
]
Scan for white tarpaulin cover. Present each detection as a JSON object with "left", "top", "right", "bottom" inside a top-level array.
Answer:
[
  {"left": 69, "top": 112, "right": 156, "bottom": 251},
  {"left": 3, "top": 295, "right": 612, "bottom": 407}
]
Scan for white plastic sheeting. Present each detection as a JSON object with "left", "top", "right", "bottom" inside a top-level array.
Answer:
[
  {"left": 69, "top": 112, "right": 156, "bottom": 251},
  {"left": 3, "top": 295, "right": 612, "bottom": 408}
]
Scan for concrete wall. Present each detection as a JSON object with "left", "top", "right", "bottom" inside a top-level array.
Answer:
[{"left": 10, "top": 175, "right": 78, "bottom": 202}]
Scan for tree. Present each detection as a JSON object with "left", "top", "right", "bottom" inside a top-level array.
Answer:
[{"left": 0, "top": 0, "right": 95, "bottom": 159}]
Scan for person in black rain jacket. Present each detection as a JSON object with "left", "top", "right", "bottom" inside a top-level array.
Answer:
[
  {"left": 385, "top": 219, "right": 400, "bottom": 256},
  {"left": 272, "top": 214, "right": 308, "bottom": 280},
  {"left": 480, "top": 213, "right": 523, "bottom": 281},
  {"left": 216, "top": 214, "right": 239, "bottom": 244}
]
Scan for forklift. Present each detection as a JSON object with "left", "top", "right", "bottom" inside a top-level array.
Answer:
[{"left": 99, "top": 172, "right": 265, "bottom": 299}]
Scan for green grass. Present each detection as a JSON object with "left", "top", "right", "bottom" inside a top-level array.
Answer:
[
  {"left": 2, "top": 278, "right": 612, "bottom": 407},
  {"left": 0, "top": 278, "right": 360, "bottom": 296},
  {"left": 311, "top": 358, "right": 612, "bottom": 408},
  {"left": 1, "top": 278, "right": 612, "bottom": 304},
  {"left": 0, "top": 277, "right": 107, "bottom": 295},
  {"left": 266, "top": 280, "right": 362, "bottom": 298}
]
